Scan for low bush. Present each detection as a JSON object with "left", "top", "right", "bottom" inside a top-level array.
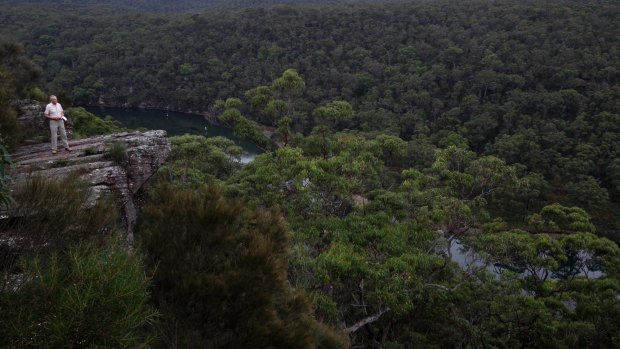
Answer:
[
  {"left": 104, "top": 141, "right": 128, "bottom": 164},
  {"left": 68, "top": 107, "right": 123, "bottom": 138},
  {"left": 0, "top": 239, "right": 158, "bottom": 347},
  {"left": 0, "top": 174, "right": 117, "bottom": 280}
]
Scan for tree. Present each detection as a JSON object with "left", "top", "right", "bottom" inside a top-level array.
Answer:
[
  {"left": 265, "top": 99, "right": 288, "bottom": 125},
  {"left": 565, "top": 175, "right": 610, "bottom": 210},
  {"left": 277, "top": 116, "right": 292, "bottom": 146},
  {"left": 442, "top": 46, "right": 464, "bottom": 69},
  {"left": 607, "top": 158, "right": 620, "bottom": 198},
  {"left": 137, "top": 184, "right": 348, "bottom": 348},
  {"left": 271, "top": 69, "right": 305, "bottom": 117},
  {"left": 400, "top": 147, "right": 517, "bottom": 237},
  {"left": 0, "top": 36, "right": 40, "bottom": 147},
  {"left": 313, "top": 100, "right": 353, "bottom": 129},
  {"left": 157, "top": 134, "right": 243, "bottom": 187},
  {"left": 220, "top": 98, "right": 244, "bottom": 126},
  {"left": 461, "top": 230, "right": 620, "bottom": 347},
  {"left": 245, "top": 85, "right": 273, "bottom": 124},
  {"left": 289, "top": 213, "right": 459, "bottom": 347},
  {"left": 245, "top": 85, "right": 272, "bottom": 111},
  {"left": 373, "top": 134, "right": 407, "bottom": 167},
  {"left": 527, "top": 203, "right": 596, "bottom": 234}
]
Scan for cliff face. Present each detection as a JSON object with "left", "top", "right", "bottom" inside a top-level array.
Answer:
[{"left": 9, "top": 130, "right": 171, "bottom": 243}]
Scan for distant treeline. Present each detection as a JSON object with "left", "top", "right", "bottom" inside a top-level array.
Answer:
[{"left": 1, "top": 0, "right": 390, "bottom": 12}]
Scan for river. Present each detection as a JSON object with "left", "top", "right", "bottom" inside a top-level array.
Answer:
[{"left": 85, "top": 107, "right": 263, "bottom": 163}]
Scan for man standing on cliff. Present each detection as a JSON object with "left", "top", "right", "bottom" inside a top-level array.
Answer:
[{"left": 44, "top": 95, "right": 72, "bottom": 154}]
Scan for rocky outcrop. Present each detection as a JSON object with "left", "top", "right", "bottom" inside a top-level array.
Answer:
[{"left": 9, "top": 130, "right": 171, "bottom": 243}]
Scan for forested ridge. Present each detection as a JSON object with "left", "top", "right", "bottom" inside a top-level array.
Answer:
[
  {"left": 2, "top": 0, "right": 388, "bottom": 12},
  {"left": 1, "top": 0, "right": 618, "bottom": 236},
  {"left": 1, "top": 0, "right": 620, "bottom": 348}
]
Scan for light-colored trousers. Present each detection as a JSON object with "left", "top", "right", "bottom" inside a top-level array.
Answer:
[{"left": 50, "top": 119, "right": 69, "bottom": 150}]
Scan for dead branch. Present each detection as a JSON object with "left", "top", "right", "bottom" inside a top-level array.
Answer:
[{"left": 344, "top": 308, "right": 391, "bottom": 333}]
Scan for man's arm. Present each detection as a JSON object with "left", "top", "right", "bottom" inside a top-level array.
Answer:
[
  {"left": 44, "top": 104, "right": 51, "bottom": 119},
  {"left": 59, "top": 104, "right": 66, "bottom": 120}
]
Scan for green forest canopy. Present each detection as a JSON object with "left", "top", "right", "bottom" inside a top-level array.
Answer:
[
  {"left": 1, "top": 1, "right": 620, "bottom": 347},
  {"left": 1, "top": 0, "right": 617, "bottom": 236},
  {"left": 2, "top": 0, "right": 391, "bottom": 12}
]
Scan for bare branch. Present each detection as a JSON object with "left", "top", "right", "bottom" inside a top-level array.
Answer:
[
  {"left": 425, "top": 283, "right": 462, "bottom": 292},
  {"left": 344, "top": 308, "right": 391, "bottom": 333}
]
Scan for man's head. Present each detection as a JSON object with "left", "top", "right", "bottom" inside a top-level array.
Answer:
[{"left": 50, "top": 95, "right": 58, "bottom": 104}]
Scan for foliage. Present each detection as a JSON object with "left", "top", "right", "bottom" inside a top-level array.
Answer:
[
  {"left": 290, "top": 213, "right": 456, "bottom": 343},
  {"left": 1, "top": 1, "right": 619, "bottom": 347},
  {"left": 0, "top": 36, "right": 40, "bottom": 148},
  {"left": 0, "top": 175, "right": 117, "bottom": 282},
  {"left": 313, "top": 100, "right": 353, "bottom": 129},
  {"left": 216, "top": 125, "right": 620, "bottom": 347},
  {"left": 104, "top": 141, "right": 128, "bottom": 163},
  {"left": 3, "top": 1, "right": 618, "bottom": 227},
  {"left": 0, "top": 140, "right": 13, "bottom": 208},
  {"left": 137, "top": 184, "right": 348, "bottom": 348},
  {"left": 83, "top": 146, "right": 98, "bottom": 156},
  {"left": 218, "top": 96, "right": 270, "bottom": 148},
  {"left": 156, "top": 134, "right": 243, "bottom": 188},
  {"left": 3, "top": 0, "right": 387, "bottom": 12},
  {"left": 288, "top": 212, "right": 620, "bottom": 347},
  {"left": 68, "top": 107, "right": 123, "bottom": 138},
  {"left": 0, "top": 239, "right": 158, "bottom": 348},
  {"left": 528, "top": 203, "right": 596, "bottom": 234},
  {"left": 26, "top": 86, "right": 47, "bottom": 101},
  {"left": 460, "top": 231, "right": 620, "bottom": 347}
]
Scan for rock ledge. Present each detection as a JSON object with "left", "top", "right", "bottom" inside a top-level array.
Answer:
[{"left": 9, "top": 130, "right": 171, "bottom": 242}]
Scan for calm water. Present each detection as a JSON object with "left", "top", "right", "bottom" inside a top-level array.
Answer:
[
  {"left": 85, "top": 107, "right": 263, "bottom": 162},
  {"left": 449, "top": 237, "right": 602, "bottom": 279}
]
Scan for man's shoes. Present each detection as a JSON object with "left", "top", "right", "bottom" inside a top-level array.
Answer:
[
  {"left": 51, "top": 150, "right": 57, "bottom": 155},
  {"left": 65, "top": 147, "right": 73, "bottom": 152}
]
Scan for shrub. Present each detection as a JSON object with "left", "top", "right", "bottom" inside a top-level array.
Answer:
[
  {"left": 68, "top": 107, "right": 123, "bottom": 138},
  {"left": 0, "top": 141, "right": 12, "bottom": 208},
  {"left": 83, "top": 146, "right": 99, "bottom": 156},
  {"left": 0, "top": 174, "right": 117, "bottom": 281},
  {"left": 50, "top": 158, "right": 70, "bottom": 168},
  {"left": 137, "top": 184, "right": 348, "bottom": 348},
  {"left": 104, "top": 141, "right": 128, "bottom": 164},
  {"left": 26, "top": 87, "right": 47, "bottom": 102},
  {"left": 0, "top": 239, "right": 158, "bottom": 347}
]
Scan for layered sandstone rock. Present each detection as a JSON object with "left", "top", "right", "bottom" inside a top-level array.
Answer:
[{"left": 9, "top": 130, "right": 171, "bottom": 243}]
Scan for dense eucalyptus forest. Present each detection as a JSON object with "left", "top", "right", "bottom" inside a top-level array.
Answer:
[
  {"left": 1, "top": 0, "right": 620, "bottom": 348},
  {"left": 4, "top": 0, "right": 389, "bottom": 12}
]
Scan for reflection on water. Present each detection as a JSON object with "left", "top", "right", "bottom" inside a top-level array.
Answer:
[
  {"left": 84, "top": 107, "right": 263, "bottom": 161},
  {"left": 449, "top": 238, "right": 602, "bottom": 280}
]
